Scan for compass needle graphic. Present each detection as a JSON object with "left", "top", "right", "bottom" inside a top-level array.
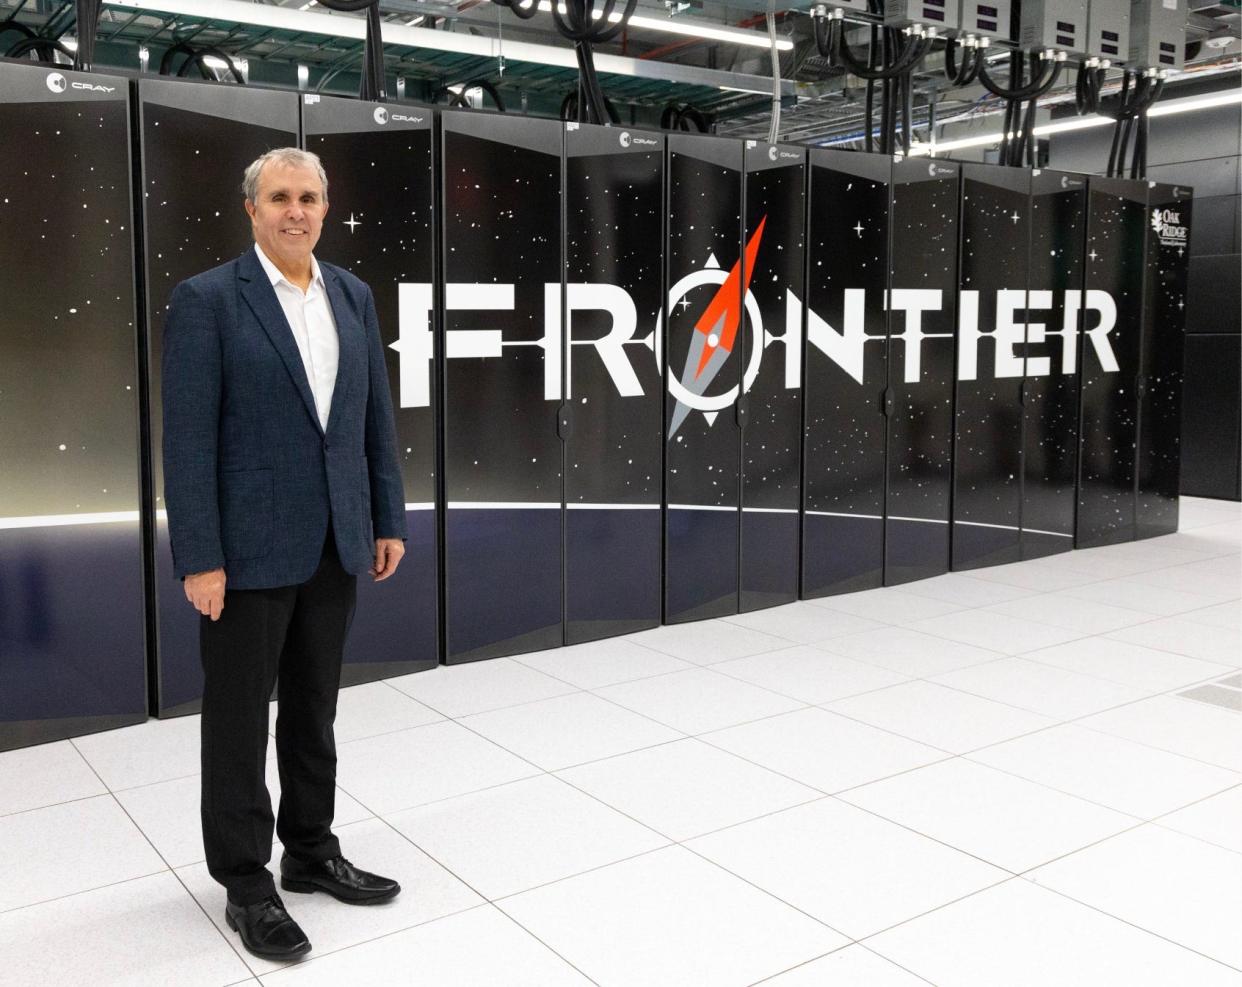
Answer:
[{"left": 669, "top": 215, "right": 766, "bottom": 438}]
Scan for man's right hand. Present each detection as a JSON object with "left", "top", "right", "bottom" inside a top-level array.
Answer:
[{"left": 185, "top": 567, "right": 227, "bottom": 621}]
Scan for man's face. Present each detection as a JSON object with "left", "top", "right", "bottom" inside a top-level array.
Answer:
[{"left": 244, "top": 160, "right": 328, "bottom": 268}]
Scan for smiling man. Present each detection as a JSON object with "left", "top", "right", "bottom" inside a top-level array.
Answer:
[{"left": 161, "top": 148, "right": 407, "bottom": 961}]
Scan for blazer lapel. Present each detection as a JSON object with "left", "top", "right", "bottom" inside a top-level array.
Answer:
[
  {"left": 323, "top": 266, "right": 364, "bottom": 434},
  {"left": 237, "top": 247, "right": 324, "bottom": 436}
]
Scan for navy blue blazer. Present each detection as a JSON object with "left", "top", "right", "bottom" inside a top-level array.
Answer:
[{"left": 161, "top": 246, "right": 406, "bottom": 590}]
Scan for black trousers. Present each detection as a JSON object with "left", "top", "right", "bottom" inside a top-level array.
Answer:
[{"left": 199, "top": 526, "right": 357, "bottom": 906}]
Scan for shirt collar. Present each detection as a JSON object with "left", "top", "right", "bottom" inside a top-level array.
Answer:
[{"left": 253, "top": 242, "right": 324, "bottom": 294}]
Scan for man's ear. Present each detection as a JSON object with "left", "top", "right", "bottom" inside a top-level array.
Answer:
[{"left": 243, "top": 198, "right": 255, "bottom": 221}]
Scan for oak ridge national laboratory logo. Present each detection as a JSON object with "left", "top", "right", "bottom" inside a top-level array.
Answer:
[{"left": 1151, "top": 207, "right": 1188, "bottom": 248}]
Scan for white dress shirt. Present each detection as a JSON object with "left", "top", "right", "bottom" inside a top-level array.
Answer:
[{"left": 253, "top": 243, "right": 339, "bottom": 432}]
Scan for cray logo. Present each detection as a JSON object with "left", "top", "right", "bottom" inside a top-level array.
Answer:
[
  {"left": 1151, "top": 207, "right": 1188, "bottom": 247},
  {"left": 373, "top": 107, "right": 389, "bottom": 125},
  {"left": 619, "top": 131, "right": 658, "bottom": 148},
  {"left": 45, "top": 72, "right": 66, "bottom": 93},
  {"left": 392, "top": 112, "right": 424, "bottom": 123},
  {"left": 390, "top": 232, "right": 1120, "bottom": 427},
  {"left": 46, "top": 72, "right": 114, "bottom": 95},
  {"left": 768, "top": 146, "right": 779, "bottom": 162}
]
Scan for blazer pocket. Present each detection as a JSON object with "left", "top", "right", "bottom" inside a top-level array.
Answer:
[{"left": 219, "top": 467, "right": 274, "bottom": 561}]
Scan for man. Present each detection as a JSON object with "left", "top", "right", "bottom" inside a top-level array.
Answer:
[{"left": 162, "top": 147, "right": 407, "bottom": 961}]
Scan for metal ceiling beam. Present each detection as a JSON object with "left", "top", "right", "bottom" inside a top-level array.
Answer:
[{"left": 103, "top": 0, "right": 794, "bottom": 96}]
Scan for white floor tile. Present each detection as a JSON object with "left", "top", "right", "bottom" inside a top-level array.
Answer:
[
  {"left": 115, "top": 760, "right": 372, "bottom": 869},
  {"left": 1018, "top": 636, "right": 1232, "bottom": 693},
  {"left": 722, "top": 602, "right": 885, "bottom": 645},
  {"left": 310, "top": 681, "right": 442, "bottom": 744},
  {"left": 457, "top": 691, "right": 682, "bottom": 771},
  {"left": 0, "top": 739, "right": 105, "bottom": 817},
  {"left": 1076, "top": 695, "right": 1242, "bottom": 772},
  {"left": 1028, "top": 824, "right": 1242, "bottom": 968},
  {"left": 686, "top": 798, "right": 1007, "bottom": 939},
  {"left": 179, "top": 817, "right": 483, "bottom": 977},
  {"left": 907, "top": 609, "right": 1082, "bottom": 654},
  {"left": 498, "top": 845, "right": 846, "bottom": 987},
  {"left": 0, "top": 871, "right": 250, "bottom": 987},
  {"left": 1106, "top": 616, "right": 1242, "bottom": 666},
  {"left": 930, "top": 656, "right": 1150, "bottom": 720},
  {"left": 387, "top": 774, "right": 668, "bottom": 900},
  {"left": 0, "top": 795, "right": 166, "bottom": 913},
  {"left": 335, "top": 721, "right": 540, "bottom": 816},
  {"left": 1155, "top": 785, "right": 1242, "bottom": 854},
  {"left": 1049, "top": 549, "right": 1171, "bottom": 579},
  {"left": 72, "top": 714, "right": 206, "bottom": 791},
  {"left": 960, "top": 559, "right": 1100, "bottom": 592},
  {"left": 712, "top": 645, "right": 910, "bottom": 705},
  {"left": 594, "top": 667, "right": 804, "bottom": 735},
  {"left": 760, "top": 945, "right": 930, "bottom": 986},
  {"left": 511, "top": 637, "right": 693, "bottom": 689},
  {"left": 259, "top": 904, "right": 591, "bottom": 986},
  {"left": 983, "top": 592, "right": 1154, "bottom": 634},
  {"left": 1068, "top": 578, "right": 1227, "bottom": 617},
  {"left": 967, "top": 723, "right": 1241, "bottom": 819},
  {"left": 703, "top": 708, "right": 948, "bottom": 794},
  {"left": 1123, "top": 565, "right": 1242, "bottom": 604},
  {"left": 839, "top": 758, "right": 1139, "bottom": 873},
  {"left": 385, "top": 658, "right": 577, "bottom": 718},
  {"left": 806, "top": 586, "right": 967, "bottom": 625},
  {"left": 866, "top": 877, "right": 1242, "bottom": 987},
  {"left": 815, "top": 626, "right": 1004, "bottom": 678},
  {"left": 824, "top": 680, "right": 1056, "bottom": 754},
  {"left": 625, "top": 618, "right": 790, "bottom": 665},
  {"left": 1181, "top": 602, "right": 1242, "bottom": 632},
  {"left": 898, "top": 572, "right": 1042, "bottom": 607},
  {"left": 557, "top": 738, "right": 821, "bottom": 842}
]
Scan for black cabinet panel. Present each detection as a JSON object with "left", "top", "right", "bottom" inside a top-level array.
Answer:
[
  {"left": 1076, "top": 177, "right": 1147, "bottom": 548},
  {"left": 1137, "top": 184, "right": 1193, "bottom": 537},
  {"left": 303, "top": 95, "right": 439, "bottom": 681},
  {"left": 440, "top": 112, "right": 563, "bottom": 662},
  {"left": 740, "top": 144, "right": 804, "bottom": 612},
  {"left": 1022, "top": 171, "right": 1087, "bottom": 560},
  {"left": 0, "top": 62, "right": 146, "bottom": 749},
  {"left": 802, "top": 150, "right": 890, "bottom": 597},
  {"left": 886, "top": 159, "right": 958, "bottom": 584},
  {"left": 563, "top": 124, "right": 664, "bottom": 643},
  {"left": 1181, "top": 334, "right": 1242, "bottom": 500},
  {"left": 664, "top": 135, "right": 744, "bottom": 622},
  {"left": 1187, "top": 254, "right": 1241, "bottom": 335},
  {"left": 952, "top": 165, "right": 1028, "bottom": 570},
  {"left": 1187, "top": 195, "right": 1239, "bottom": 257}
]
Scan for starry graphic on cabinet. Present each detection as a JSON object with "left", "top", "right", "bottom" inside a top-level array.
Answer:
[
  {"left": 1023, "top": 170, "right": 1087, "bottom": 559},
  {"left": 886, "top": 159, "right": 959, "bottom": 584},
  {"left": 1077, "top": 177, "right": 1147, "bottom": 548},
  {"left": 952, "top": 165, "right": 1029, "bottom": 570}
]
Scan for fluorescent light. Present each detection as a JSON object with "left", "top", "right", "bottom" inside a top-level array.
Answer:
[
  {"left": 534, "top": 1, "right": 792, "bottom": 50},
  {"left": 1148, "top": 89, "right": 1242, "bottom": 117},
  {"left": 909, "top": 92, "right": 1238, "bottom": 157}
]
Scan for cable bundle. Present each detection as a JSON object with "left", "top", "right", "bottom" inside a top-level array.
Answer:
[
  {"left": 1107, "top": 69, "right": 1164, "bottom": 179},
  {"left": 315, "top": 0, "right": 387, "bottom": 101},
  {"left": 159, "top": 41, "right": 245, "bottom": 83},
  {"left": 978, "top": 48, "right": 1065, "bottom": 167},
  {"left": 944, "top": 34, "right": 984, "bottom": 87},
  {"left": 437, "top": 78, "right": 507, "bottom": 111},
  {"left": 2, "top": 19, "right": 75, "bottom": 62},
  {"left": 1074, "top": 59, "right": 1107, "bottom": 115},
  {"left": 494, "top": 0, "right": 637, "bottom": 125},
  {"left": 813, "top": 2, "right": 934, "bottom": 156},
  {"left": 659, "top": 103, "right": 710, "bottom": 132}
]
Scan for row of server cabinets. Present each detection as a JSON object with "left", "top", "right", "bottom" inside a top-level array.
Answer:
[{"left": 0, "top": 61, "right": 1192, "bottom": 750}]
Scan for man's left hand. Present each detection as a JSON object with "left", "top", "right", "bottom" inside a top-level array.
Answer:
[{"left": 371, "top": 538, "right": 405, "bottom": 581}]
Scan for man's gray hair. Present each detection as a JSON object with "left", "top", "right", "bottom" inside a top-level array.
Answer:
[{"left": 242, "top": 148, "right": 329, "bottom": 203}]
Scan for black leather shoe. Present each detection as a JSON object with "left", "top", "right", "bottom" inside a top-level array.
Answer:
[
  {"left": 280, "top": 852, "right": 401, "bottom": 905},
  {"left": 224, "top": 894, "right": 311, "bottom": 961}
]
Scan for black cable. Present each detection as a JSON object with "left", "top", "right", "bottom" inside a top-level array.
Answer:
[
  {"left": 72, "top": 0, "right": 100, "bottom": 71},
  {"left": 493, "top": 0, "right": 539, "bottom": 18},
  {"left": 5, "top": 34, "right": 75, "bottom": 61},
  {"left": 435, "top": 78, "right": 507, "bottom": 112},
  {"left": 316, "top": 0, "right": 386, "bottom": 100}
]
